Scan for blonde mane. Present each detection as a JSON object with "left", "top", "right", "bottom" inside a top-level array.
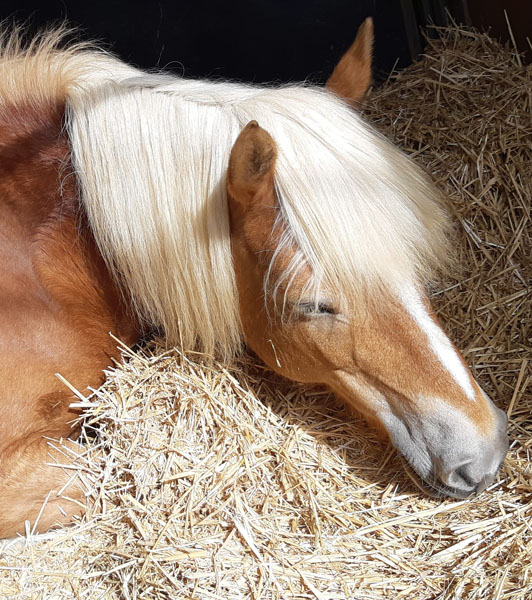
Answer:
[{"left": 1, "top": 29, "right": 451, "bottom": 358}]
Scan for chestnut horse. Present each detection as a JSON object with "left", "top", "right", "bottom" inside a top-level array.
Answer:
[{"left": 0, "top": 20, "right": 508, "bottom": 538}]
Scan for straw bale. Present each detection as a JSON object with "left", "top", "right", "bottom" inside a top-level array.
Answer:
[{"left": 0, "top": 25, "right": 530, "bottom": 600}]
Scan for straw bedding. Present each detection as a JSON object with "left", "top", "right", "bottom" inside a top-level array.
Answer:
[{"left": 0, "top": 25, "right": 530, "bottom": 600}]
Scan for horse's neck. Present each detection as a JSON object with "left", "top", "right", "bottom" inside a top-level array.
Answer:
[
  {"left": 0, "top": 102, "right": 66, "bottom": 300},
  {"left": 0, "top": 92, "right": 143, "bottom": 538},
  {"left": 0, "top": 97, "right": 140, "bottom": 359}
]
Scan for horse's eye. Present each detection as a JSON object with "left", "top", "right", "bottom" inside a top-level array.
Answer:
[
  {"left": 296, "top": 301, "right": 336, "bottom": 316},
  {"left": 316, "top": 302, "right": 336, "bottom": 315}
]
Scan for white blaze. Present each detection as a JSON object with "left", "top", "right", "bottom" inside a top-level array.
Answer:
[{"left": 399, "top": 288, "right": 476, "bottom": 400}]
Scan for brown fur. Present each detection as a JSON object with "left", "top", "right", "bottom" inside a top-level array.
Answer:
[
  {"left": 0, "top": 98, "right": 140, "bottom": 537},
  {"left": 326, "top": 17, "right": 374, "bottom": 107}
]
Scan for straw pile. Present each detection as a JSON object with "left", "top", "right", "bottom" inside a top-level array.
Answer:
[{"left": 0, "top": 25, "right": 530, "bottom": 600}]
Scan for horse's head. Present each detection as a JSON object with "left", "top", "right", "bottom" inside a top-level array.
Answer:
[
  {"left": 226, "top": 118, "right": 508, "bottom": 499},
  {"left": 225, "top": 17, "right": 508, "bottom": 497},
  {"left": 63, "top": 15, "right": 508, "bottom": 497}
]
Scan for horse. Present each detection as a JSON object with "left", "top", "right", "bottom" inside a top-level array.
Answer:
[{"left": 0, "top": 19, "right": 508, "bottom": 538}]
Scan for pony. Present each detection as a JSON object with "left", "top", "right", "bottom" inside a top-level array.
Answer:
[{"left": 0, "top": 19, "right": 508, "bottom": 538}]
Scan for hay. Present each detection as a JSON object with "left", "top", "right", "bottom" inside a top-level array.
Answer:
[{"left": 0, "top": 25, "right": 530, "bottom": 599}]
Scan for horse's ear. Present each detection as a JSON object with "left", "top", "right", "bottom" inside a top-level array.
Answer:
[
  {"left": 326, "top": 17, "right": 373, "bottom": 108},
  {"left": 227, "top": 121, "right": 277, "bottom": 203}
]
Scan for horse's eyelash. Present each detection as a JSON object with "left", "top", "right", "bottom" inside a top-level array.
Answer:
[{"left": 297, "top": 301, "right": 336, "bottom": 315}]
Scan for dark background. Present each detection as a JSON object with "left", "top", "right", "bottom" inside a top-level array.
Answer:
[
  {"left": 1, "top": 1, "right": 529, "bottom": 84},
  {"left": 2, "top": 0, "right": 410, "bottom": 83}
]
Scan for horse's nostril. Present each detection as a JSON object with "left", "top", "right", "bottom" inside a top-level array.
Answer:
[
  {"left": 438, "top": 462, "right": 477, "bottom": 492},
  {"left": 439, "top": 464, "right": 496, "bottom": 495},
  {"left": 454, "top": 465, "right": 476, "bottom": 489}
]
